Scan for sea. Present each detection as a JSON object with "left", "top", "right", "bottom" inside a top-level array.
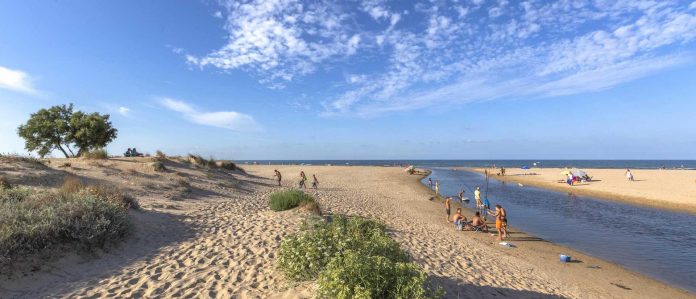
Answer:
[{"left": 238, "top": 159, "right": 696, "bottom": 169}]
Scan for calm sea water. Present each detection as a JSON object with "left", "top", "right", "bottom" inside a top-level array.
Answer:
[
  {"left": 425, "top": 167, "right": 696, "bottom": 293},
  {"left": 239, "top": 160, "right": 696, "bottom": 169}
]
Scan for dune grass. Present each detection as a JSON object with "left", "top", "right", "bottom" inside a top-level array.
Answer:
[
  {"left": 81, "top": 148, "right": 109, "bottom": 159},
  {"left": 268, "top": 190, "right": 316, "bottom": 212},
  {"left": 0, "top": 178, "right": 136, "bottom": 267}
]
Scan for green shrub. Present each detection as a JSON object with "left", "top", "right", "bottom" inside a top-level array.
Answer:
[
  {"left": 0, "top": 176, "right": 11, "bottom": 190},
  {"left": 269, "top": 190, "right": 315, "bottom": 212},
  {"left": 152, "top": 161, "right": 167, "bottom": 172},
  {"left": 82, "top": 148, "right": 108, "bottom": 159},
  {"left": 278, "top": 216, "right": 441, "bottom": 298},
  {"left": 187, "top": 154, "right": 215, "bottom": 168},
  {"left": 155, "top": 150, "right": 167, "bottom": 161},
  {"left": 0, "top": 187, "right": 32, "bottom": 203},
  {"left": 317, "top": 251, "right": 430, "bottom": 299},
  {"left": 0, "top": 188, "right": 131, "bottom": 266}
]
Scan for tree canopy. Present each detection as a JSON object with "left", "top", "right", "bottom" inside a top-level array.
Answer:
[{"left": 17, "top": 104, "right": 118, "bottom": 158}]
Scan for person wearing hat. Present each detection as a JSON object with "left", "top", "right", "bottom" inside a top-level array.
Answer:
[{"left": 474, "top": 186, "right": 482, "bottom": 209}]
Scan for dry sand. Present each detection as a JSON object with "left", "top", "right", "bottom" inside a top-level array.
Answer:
[
  {"left": 471, "top": 167, "right": 696, "bottom": 213},
  {"left": 0, "top": 159, "right": 692, "bottom": 298}
]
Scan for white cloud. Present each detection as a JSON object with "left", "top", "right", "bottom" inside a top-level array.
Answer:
[
  {"left": 160, "top": 98, "right": 259, "bottom": 132},
  {"left": 0, "top": 66, "right": 36, "bottom": 94},
  {"left": 187, "top": 0, "right": 361, "bottom": 84},
  {"left": 192, "top": 0, "right": 696, "bottom": 117},
  {"left": 118, "top": 106, "right": 130, "bottom": 116}
]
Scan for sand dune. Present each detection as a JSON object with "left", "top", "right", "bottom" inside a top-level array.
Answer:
[{"left": 0, "top": 159, "right": 692, "bottom": 298}]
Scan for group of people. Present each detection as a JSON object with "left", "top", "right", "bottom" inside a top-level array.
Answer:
[
  {"left": 273, "top": 170, "right": 319, "bottom": 189},
  {"left": 442, "top": 184, "right": 509, "bottom": 241},
  {"left": 124, "top": 148, "right": 143, "bottom": 157},
  {"left": 428, "top": 178, "right": 441, "bottom": 195}
]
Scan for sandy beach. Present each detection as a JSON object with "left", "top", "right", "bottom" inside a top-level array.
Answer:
[
  {"left": 0, "top": 159, "right": 692, "bottom": 298},
  {"left": 471, "top": 167, "right": 696, "bottom": 214}
]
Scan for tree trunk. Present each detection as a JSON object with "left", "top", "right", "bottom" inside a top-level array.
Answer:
[
  {"left": 56, "top": 144, "right": 70, "bottom": 158},
  {"left": 66, "top": 145, "right": 76, "bottom": 157}
]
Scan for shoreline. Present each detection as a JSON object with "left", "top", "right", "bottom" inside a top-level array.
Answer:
[
  {"left": 250, "top": 165, "right": 692, "bottom": 297},
  {"left": 466, "top": 167, "right": 696, "bottom": 214},
  {"left": 408, "top": 167, "right": 693, "bottom": 297}
]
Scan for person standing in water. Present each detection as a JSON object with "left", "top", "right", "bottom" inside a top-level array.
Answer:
[
  {"left": 299, "top": 171, "right": 307, "bottom": 189},
  {"left": 482, "top": 197, "right": 491, "bottom": 220},
  {"left": 312, "top": 174, "right": 319, "bottom": 189},
  {"left": 435, "top": 180, "right": 440, "bottom": 195},
  {"left": 273, "top": 170, "right": 282, "bottom": 186},
  {"left": 445, "top": 197, "right": 452, "bottom": 222},
  {"left": 428, "top": 178, "right": 433, "bottom": 189},
  {"left": 474, "top": 187, "right": 482, "bottom": 209}
]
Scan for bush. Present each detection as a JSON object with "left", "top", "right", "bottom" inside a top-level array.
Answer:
[
  {"left": 278, "top": 216, "right": 441, "bottom": 298},
  {"left": 155, "top": 150, "right": 167, "bottom": 161},
  {"left": 0, "top": 153, "right": 46, "bottom": 168},
  {"left": 0, "top": 187, "right": 131, "bottom": 266},
  {"left": 151, "top": 161, "right": 167, "bottom": 172},
  {"left": 82, "top": 148, "right": 108, "bottom": 159},
  {"left": 187, "top": 154, "right": 215, "bottom": 168},
  {"left": 0, "top": 176, "right": 11, "bottom": 190},
  {"left": 269, "top": 190, "right": 315, "bottom": 212},
  {"left": 317, "top": 251, "right": 429, "bottom": 299}
]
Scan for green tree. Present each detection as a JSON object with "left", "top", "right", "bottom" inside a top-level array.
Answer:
[{"left": 17, "top": 104, "right": 118, "bottom": 158}]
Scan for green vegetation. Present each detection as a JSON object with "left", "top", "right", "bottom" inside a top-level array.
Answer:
[
  {"left": 269, "top": 190, "right": 316, "bottom": 212},
  {"left": 278, "top": 216, "right": 442, "bottom": 299},
  {"left": 185, "top": 154, "right": 243, "bottom": 172},
  {"left": 81, "top": 148, "right": 109, "bottom": 159},
  {"left": 152, "top": 161, "right": 167, "bottom": 172},
  {"left": 155, "top": 150, "right": 167, "bottom": 161},
  {"left": 0, "top": 178, "right": 136, "bottom": 266},
  {"left": 0, "top": 153, "right": 46, "bottom": 168},
  {"left": 17, "top": 103, "right": 117, "bottom": 158}
]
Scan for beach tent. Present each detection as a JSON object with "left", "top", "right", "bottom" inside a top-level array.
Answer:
[{"left": 570, "top": 168, "right": 587, "bottom": 177}]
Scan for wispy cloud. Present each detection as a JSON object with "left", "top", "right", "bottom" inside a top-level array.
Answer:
[
  {"left": 0, "top": 66, "right": 36, "bottom": 94},
  {"left": 192, "top": 0, "right": 696, "bottom": 116},
  {"left": 118, "top": 106, "right": 130, "bottom": 117},
  {"left": 159, "top": 98, "right": 259, "bottom": 132}
]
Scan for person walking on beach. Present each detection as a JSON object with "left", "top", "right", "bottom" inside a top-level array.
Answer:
[
  {"left": 312, "top": 174, "right": 319, "bottom": 189},
  {"left": 490, "top": 204, "right": 508, "bottom": 241},
  {"left": 445, "top": 197, "right": 452, "bottom": 222},
  {"left": 273, "top": 170, "right": 282, "bottom": 186},
  {"left": 625, "top": 169, "right": 634, "bottom": 181},
  {"left": 299, "top": 171, "right": 307, "bottom": 189},
  {"left": 428, "top": 178, "right": 433, "bottom": 189}
]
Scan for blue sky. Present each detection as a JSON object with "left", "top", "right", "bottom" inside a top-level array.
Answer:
[{"left": 1, "top": 0, "right": 696, "bottom": 160}]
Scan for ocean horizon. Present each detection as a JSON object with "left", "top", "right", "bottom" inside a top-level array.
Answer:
[{"left": 237, "top": 159, "right": 696, "bottom": 170}]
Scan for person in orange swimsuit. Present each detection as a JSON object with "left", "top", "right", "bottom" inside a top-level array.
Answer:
[{"left": 490, "top": 204, "right": 508, "bottom": 241}]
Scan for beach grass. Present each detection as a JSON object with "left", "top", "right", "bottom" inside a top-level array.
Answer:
[
  {"left": 81, "top": 148, "right": 109, "bottom": 159},
  {"left": 0, "top": 179, "right": 135, "bottom": 267},
  {"left": 268, "top": 190, "right": 315, "bottom": 212}
]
